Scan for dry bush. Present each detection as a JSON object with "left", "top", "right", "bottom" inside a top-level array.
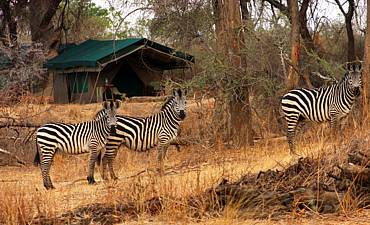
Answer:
[{"left": 0, "top": 45, "right": 48, "bottom": 106}]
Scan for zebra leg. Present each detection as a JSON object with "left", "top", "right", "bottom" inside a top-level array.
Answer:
[
  {"left": 329, "top": 112, "right": 339, "bottom": 138},
  {"left": 101, "top": 144, "right": 119, "bottom": 180},
  {"left": 157, "top": 144, "right": 169, "bottom": 175},
  {"left": 295, "top": 121, "right": 305, "bottom": 135},
  {"left": 101, "top": 154, "right": 109, "bottom": 180},
  {"left": 107, "top": 150, "right": 119, "bottom": 180},
  {"left": 101, "top": 153, "right": 118, "bottom": 180},
  {"left": 39, "top": 148, "right": 56, "bottom": 190},
  {"left": 87, "top": 148, "right": 99, "bottom": 185},
  {"left": 286, "top": 115, "right": 299, "bottom": 155}
]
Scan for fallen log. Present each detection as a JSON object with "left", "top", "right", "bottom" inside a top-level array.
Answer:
[{"left": 348, "top": 151, "right": 369, "bottom": 168}]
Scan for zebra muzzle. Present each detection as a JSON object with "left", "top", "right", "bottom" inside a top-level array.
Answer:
[
  {"left": 354, "top": 87, "right": 361, "bottom": 97},
  {"left": 179, "top": 110, "right": 186, "bottom": 119},
  {"left": 110, "top": 126, "right": 117, "bottom": 134}
]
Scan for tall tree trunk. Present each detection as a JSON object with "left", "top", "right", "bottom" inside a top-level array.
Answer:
[
  {"left": 213, "top": 0, "right": 253, "bottom": 147},
  {"left": 287, "top": 0, "right": 300, "bottom": 89},
  {"left": 362, "top": 0, "right": 370, "bottom": 120},
  {"left": 299, "top": 0, "right": 314, "bottom": 52},
  {"left": 346, "top": 17, "right": 355, "bottom": 61}
]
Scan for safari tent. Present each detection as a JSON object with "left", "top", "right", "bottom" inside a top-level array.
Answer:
[{"left": 46, "top": 38, "right": 194, "bottom": 103}]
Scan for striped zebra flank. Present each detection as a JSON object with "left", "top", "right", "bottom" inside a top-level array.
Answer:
[
  {"left": 96, "top": 89, "right": 187, "bottom": 179},
  {"left": 34, "top": 100, "right": 121, "bottom": 190},
  {"left": 281, "top": 62, "right": 362, "bottom": 155}
]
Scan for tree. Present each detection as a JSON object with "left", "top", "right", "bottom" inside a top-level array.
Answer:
[
  {"left": 362, "top": 0, "right": 370, "bottom": 120},
  {"left": 57, "top": 1, "right": 111, "bottom": 43},
  {"left": 0, "top": 0, "right": 112, "bottom": 51},
  {"left": 334, "top": 0, "right": 356, "bottom": 62},
  {"left": 287, "top": 0, "right": 300, "bottom": 89},
  {"left": 0, "top": 0, "right": 18, "bottom": 46},
  {"left": 29, "top": 0, "right": 63, "bottom": 50},
  {"left": 0, "top": 0, "right": 63, "bottom": 49},
  {"left": 264, "top": 0, "right": 316, "bottom": 88},
  {"left": 213, "top": 0, "right": 253, "bottom": 146},
  {"left": 264, "top": 0, "right": 315, "bottom": 53}
]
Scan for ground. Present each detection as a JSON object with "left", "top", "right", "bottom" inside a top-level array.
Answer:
[{"left": 0, "top": 99, "right": 369, "bottom": 224}]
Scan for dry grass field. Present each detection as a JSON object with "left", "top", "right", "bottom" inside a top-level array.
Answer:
[{"left": 0, "top": 99, "right": 369, "bottom": 224}]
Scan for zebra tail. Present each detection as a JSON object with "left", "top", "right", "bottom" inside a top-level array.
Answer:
[{"left": 34, "top": 143, "right": 40, "bottom": 167}]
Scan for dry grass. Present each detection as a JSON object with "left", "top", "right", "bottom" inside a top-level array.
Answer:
[{"left": 0, "top": 99, "right": 369, "bottom": 224}]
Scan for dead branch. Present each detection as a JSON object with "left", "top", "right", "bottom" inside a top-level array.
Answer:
[
  {"left": 0, "top": 119, "right": 41, "bottom": 129},
  {"left": 311, "top": 71, "right": 337, "bottom": 82},
  {"left": 0, "top": 148, "right": 26, "bottom": 166}
]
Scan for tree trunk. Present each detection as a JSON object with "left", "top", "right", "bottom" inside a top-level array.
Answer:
[
  {"left": 29, "top": 0, "right": 63, "bottom": 51},
  {"left": 362, "top": 0, "right": 370, "bottom": 120},
  {"left": 346, "top": 16, "right": 355, "bottom": 61},
  {"left": 299, "top": 0, "right": 315, "bottom": 53},
  {"left": 265, "top": 0, "right": 315, "bottom": 54},
  {"left": 287, "top": 0, "right": 300, "bottom": 89},
  {"left": 213, "top": 0, "right": 253, "bottom": 147},
  {"left": 0, "top": 0, "right": 17, "bottom": 46},
  {"left": 334, "top": 0, "right": 355, "bottom": 62},
  {"left": 240, "top": 0, "right": 250, "bottom": 21}
]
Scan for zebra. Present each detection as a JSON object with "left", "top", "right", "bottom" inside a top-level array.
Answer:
[
  {"left": 34, "top": 100, "right": 121, "bottom": 189},
  {"left": 95, "top": 89, "right": 187, "bottom": 179},
  {"left": 281, "top": 62, "right": 362, "bottom": 155}
]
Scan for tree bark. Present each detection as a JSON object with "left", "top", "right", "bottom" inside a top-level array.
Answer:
[
  {"left": 0, "top": 0, "right": 18, "bottom": 46},
  {"left": 299, "top": 0, "right": 314, "bottom": 52},
  {"left": 362, "top": 0, "right": 370, "bottom": 120},
  {"left": 287, "top": 0, "right": 300, "bottom": 89},
  {"left": 334, "top": 0, "right": 355, "bottom": 62},
  {"left": 240, "top": 0, "right": 250, "bottom": 22},
  {"left": 264, "top": 0, "right": 315, "bottom": 53},
  {"left": 213, "top": 0, "right": 253, "bottom": 146},
  {"left": 29, "top": 0, "right": 63, "bottom": 50}
]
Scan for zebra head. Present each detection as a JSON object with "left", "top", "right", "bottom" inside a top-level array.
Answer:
[
  {"left": 102, "top": 100, "right": 121, "bottom": 134},
  {"left": 173, "top": 89, "right": 187, "bottom": 120},
  {"left": 345, "top": 62, "right": 362, "bottom": 97}
]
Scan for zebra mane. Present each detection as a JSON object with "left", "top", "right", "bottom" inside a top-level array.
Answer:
[
  {"left": 161, "top": 96, "right": 175, "bottom": 110},
  {"left": 338, "top": 72, "right": 350, "bottom": 84},
  {"left": 94, "top": 109, "right": 106, "bottom": 120}
]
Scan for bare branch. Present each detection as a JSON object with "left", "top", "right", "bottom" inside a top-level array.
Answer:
[
  {"left": 263, "top": 0, "right": 289, "bottom": 16},
  {"left": 311, "top": 71, "right": 338, "bottom": 82},
  {"left": 334, "top": 0, "right": 347, "bottom": 15}
]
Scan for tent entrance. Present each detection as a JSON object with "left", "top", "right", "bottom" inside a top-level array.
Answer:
[{"left": 112, "top": 63, "right": 144, "bottom": 97}]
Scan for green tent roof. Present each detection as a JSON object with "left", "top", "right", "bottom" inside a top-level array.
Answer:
[{"left": 46, "top": 38, "right": 194, "bottom": 70}]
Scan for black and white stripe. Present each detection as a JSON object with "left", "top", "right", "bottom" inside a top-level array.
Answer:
[
  {"left": 34, "top": 100, "right": 121, "bottom": 189},
  {"left": 281, "top": 62, "right": 362, "bottom": 155},
  {"left": 97, "top": 89, "right": 187, "bottom": 179}
]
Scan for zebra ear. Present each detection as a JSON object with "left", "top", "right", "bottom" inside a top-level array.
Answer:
[
  {"left": 114, "top": 100, "right": 121, "bottom": 109},
  {"left": 102, "top": 101, "right": 108, "bottom": 109},
  {"left": 173, "top": 90, "right": 178, "bottom": 97},
  {"left": 346, "top": 62, "right": 351, "bottom": 71},
  {"left": 357, "top": 63, "right": 362, "bottom": 71}
]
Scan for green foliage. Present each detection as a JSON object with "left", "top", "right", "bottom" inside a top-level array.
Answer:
[
  {"left": 148, "top": 0, "right": 214, "bottom": 48},
  {"left": 57, "top": 0, "right": 111, "bottom": 42}
]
